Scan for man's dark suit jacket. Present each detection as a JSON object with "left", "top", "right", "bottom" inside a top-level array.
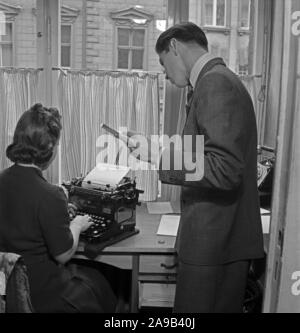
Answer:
[{"left": 159, "top": 58, "right": 265, "bottom": 266}]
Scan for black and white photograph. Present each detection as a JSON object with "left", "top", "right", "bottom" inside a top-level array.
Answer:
[{"left": 0, "top": 0, "right": 299, "bottom": 318}]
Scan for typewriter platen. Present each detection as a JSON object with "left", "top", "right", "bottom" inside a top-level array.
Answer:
[{"left": 62, "top": 165, "right": 143, "bottom": 257}]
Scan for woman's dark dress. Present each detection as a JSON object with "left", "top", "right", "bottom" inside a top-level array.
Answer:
[{"left": 0, "top": 164, "right": 116, "bottom": 313}]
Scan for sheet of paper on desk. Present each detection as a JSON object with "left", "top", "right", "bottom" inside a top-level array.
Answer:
[
  {"left": 147, "top": 202, "right": 174, "bottom": 214},
  {"left": 157, "top": 215, "right": 180, "bottom": 236},
  {"left": 260, "top": 208, "right": 271, "bottom": 215},
  {"left": 261, "top": 215, "right": 271, "bottom": 234}
]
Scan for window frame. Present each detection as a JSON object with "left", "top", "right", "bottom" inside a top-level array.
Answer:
[
  {"left": 61, "top": 23, "right": 73, "bottom": 69},
  {"left": 110, "top": 7, "right": 153, "bottom": 72},
  {"left": 0, "top": 2, "right": 20, "bottom": 67},
  {"left": 116, "top": 26, "right": 146, "bottom": 71},
  {"left": 0, "top": 21, "right": 14, "bottom": 67},
  {"left": 239, "top": 0, "right": 251, "bottom": 30},
  {"left": 204, "top": 0, "right": 228, "bottom": 28},
  {"left": 60, "top": 5, "right": 80, "bottom": 69}
]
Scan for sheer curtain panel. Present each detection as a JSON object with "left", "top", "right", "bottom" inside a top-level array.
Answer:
[
  {"left": 0, "top": 68, "right": 41, "bottom": 171},
  {"left": 58, "top": 70, "right": 160, "bottom": 201}
]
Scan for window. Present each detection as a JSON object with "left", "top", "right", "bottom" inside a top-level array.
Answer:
[
  {"left": 0, "top": 22, "right": 13, "bottom": 66},
  {"left": 117, "top": 28, "right": 145, "bottom": 70},
  {"left": 61, "top": 24, "right": 72, "bottom": 68},
  {"left": 237, "top": 47, "right": 249, "bottom": 75},
  {"left": 60, "top": 5, "right": 80, "bottom": 69},
  {"left": 204, "top": 0, "right": 227, "bottom": 27},
  {"left": 239, "top": 0, "right": 251, "bottom": 29},
  {"left": 238, "top": 64, "right": 249, "bottom": 76},
  {"left": 111, "top": 7, "right": 152, "bottom": 71}
]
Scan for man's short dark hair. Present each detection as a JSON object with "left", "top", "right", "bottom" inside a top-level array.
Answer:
[
  {"left": 155, "top": 22, "right": 208, "bottom": 54},
  {"left": 6, "top": 103, "right": 62, "bottom": 167}
]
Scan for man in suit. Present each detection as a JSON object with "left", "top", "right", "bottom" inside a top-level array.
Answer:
[{"left": 124, "top": 22, "right": 264, "bottom": 313}]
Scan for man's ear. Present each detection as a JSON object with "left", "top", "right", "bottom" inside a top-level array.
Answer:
[{"left": 169, "top": 38, "right": 178, "bottom": 56}]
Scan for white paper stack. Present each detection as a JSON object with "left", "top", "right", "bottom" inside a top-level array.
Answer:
[
  {"left": 260, "top": 208, "right": 271, "bottom": 234},
  {"left": 147, "top": 202, "right": 174, "bottom": 214},
  {"left": 156, "top": 215, "right": 180, "bottom": 236}
]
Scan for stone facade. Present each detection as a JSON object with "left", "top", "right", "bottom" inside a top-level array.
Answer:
[
  {"left": 0, "top": 0, "right": 167, "bottom": 72},
  {"left": 0, "top": 0, "right": 36, "bottom": 68},
  {"left": 1, "top": 0, "right": 250, "bottom": 74},
  {"left": 84, "top": 0, "right": 167, "bottom": 71}
]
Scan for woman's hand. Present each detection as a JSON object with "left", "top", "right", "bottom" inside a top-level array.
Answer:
[
  {"left": 67, "top": 203, "right": 78, "bottom": 219},
  {"left": 71, "top": 214, "right": 93, "bottom": 233}
]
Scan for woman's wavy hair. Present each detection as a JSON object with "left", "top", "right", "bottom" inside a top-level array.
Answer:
[{"left": 6, "top": 103, "right": 62, "bottom": 167}]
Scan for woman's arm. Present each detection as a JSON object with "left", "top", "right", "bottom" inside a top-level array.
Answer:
[{"left": 55, "top": 214, "right": 93, "bottom": 264}]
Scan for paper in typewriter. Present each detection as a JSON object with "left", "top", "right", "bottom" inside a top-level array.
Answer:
[{"left": 82, "top": 163, "right": 131, "bottom": 188}]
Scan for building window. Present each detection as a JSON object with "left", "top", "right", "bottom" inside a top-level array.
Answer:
[
  {"left": 240, "top": 0, "right": 251, "bottom": 29},
  {"left": 61, "top": 24, "right": 72, "bottom": 68},
  {"left": 0, "top": 22, "right": 13, "bottom": 66},
  {"left": 117, "top": 27, "right": 145, "bottom": 70},
  {"left": 110, "top": 7, "right": 153, "bottom": 71},
  {"left": 238, "top": 48, "right": 249, "bottom": 75},
  {"left": 238, "top": 64, "right": 249, "bottom": 75},
  {"left": 204, "top": 0, "right": 227, "bottom": 27}
]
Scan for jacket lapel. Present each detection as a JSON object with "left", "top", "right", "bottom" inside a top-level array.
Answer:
[
  {"left": 184, "top": 58, "right": 226, "bottom": 122},
  {"left": 183, "top": 57, "right": 226, "bottom": 131}
]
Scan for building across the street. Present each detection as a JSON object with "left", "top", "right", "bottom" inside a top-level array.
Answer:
[{"left": 0, "top": 0, "right": 252, "bottom": 75}]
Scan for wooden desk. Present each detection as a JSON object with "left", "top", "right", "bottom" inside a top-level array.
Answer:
[
  {"left": 75, "top": 205, "right": 270, "bottom": 312},
  {"left": 76, "top": 204, "right": 177, "bottom": 313}
]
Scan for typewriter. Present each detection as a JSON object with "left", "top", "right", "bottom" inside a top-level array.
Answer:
[{"left": 62, "top": 164, "right": 143, "bottom": 257}]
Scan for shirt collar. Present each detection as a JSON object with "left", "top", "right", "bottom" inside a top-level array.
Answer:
[{"left": 189, "top": 52, "right": 217, "bottom": 89}]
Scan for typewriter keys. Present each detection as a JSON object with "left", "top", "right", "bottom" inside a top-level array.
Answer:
[{"left": 73, "top": 210, "right": 115, "bottom": 241}]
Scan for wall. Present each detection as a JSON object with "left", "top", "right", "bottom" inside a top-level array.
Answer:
[
  {"left": 189, "top": 0, "right": 251, "bottom": 74},
  {"left": 263, "top": 0, "right": 300, "bottom": 313},
  {"left": 84, "top": 0, "right": 167, "bottom": 71},
  {"left": 8, "top": 0, "right": 37, "bottom": 68},
  {"left": 2, "top": 0, "right": 167, "bottom": 72}
]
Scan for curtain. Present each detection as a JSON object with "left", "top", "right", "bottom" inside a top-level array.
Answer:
[
  {"left": 57, "top": 70, "right": 160, "bottom": 202},
  {"left": 159, "top": 0, "right": 189, "bottom": 203},
  {"left": 160, "top": 86, "right": 187, "bottom": 202},
  {"left": 0, "top": 68, "right": 41, "bottom": 171}
]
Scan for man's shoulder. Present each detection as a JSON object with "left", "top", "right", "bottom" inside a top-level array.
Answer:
[
  {"left": 194, "top": 69, "right": 234, "bottom": 95},
  {"left": 203, "top": 64, "right": 237, "bottom": 82},
  {"left": 195, "top": 65, "right": 242, "bottom": 95}
]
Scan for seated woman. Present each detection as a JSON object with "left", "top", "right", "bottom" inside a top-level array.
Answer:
[{"left": 0, "top": 103, "right": 117, "bottom": 313}]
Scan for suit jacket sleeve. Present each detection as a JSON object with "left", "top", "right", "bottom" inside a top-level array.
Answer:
[{"left": 159, "top": 72, "right": 246, "bottom": 191}]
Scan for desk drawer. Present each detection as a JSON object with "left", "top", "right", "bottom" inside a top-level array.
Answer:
[
  {"left": 139, "top": 255, "right": 177, "bottom": 274},
  {"left": 139, "top": 282, "right": 176, "bottom": 308}
]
